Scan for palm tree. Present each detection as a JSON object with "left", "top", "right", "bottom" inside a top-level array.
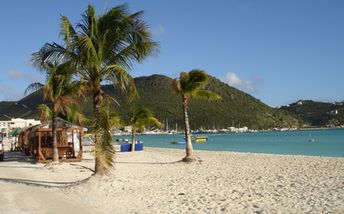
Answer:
[
  {"left": 128, "top": 107, "right": 161, "bottom": 152},
  {"left": 25, "top": 62, "right": 81, "bottom": 162},
  {"left": 172, "top": 70, "right": 221, "bottom": 162},
  {"left": 34, "top": 4, "right": 158, "bottom": 175}
]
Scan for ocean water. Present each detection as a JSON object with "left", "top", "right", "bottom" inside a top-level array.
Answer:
[{"left": 114, "top": 129, "right": 344, "bottom": 157}]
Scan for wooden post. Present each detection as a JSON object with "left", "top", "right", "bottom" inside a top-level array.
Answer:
[
  {"left": 38, "top": 131, "right": 41, "bottom": 161},
  {"left": 72, "top": 130, "right": 75, "bottom": 158},
  {"left": 77, "top": 129, "right": 83, "bottom": 159}
]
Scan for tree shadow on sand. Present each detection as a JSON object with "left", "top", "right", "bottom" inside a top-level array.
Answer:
[
  {"left": 0, "top": 177, "right": 92, "bottom": 188},
  {"left": 116, "top": 160, "right": 182, "bottom": 165},
  {"left": 0, "top": 150, "right": 36, "bottom": 165},
  {"left": 0, "top": 151, "right": 94, "bottom": 188}
]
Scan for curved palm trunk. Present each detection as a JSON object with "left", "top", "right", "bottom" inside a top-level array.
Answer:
[
  {"left": 182, "top": 96, "right": 193, "bottom": 159},
  {"left": 131, "top": 128, "right": 136, "bottom": 152},
  {"left": 52, "top": 103, "right": 59, "bottom": 162},
  {"left": 93, "top": 86, "right": 107, "bottom": 175}
]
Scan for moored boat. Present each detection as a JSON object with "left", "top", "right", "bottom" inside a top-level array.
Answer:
[{"left": 193, "top": 136, "right": 208, "bottom": 143}]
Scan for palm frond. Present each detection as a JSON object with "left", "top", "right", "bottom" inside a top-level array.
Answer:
[
  {"left": 147, "top": 117, "right": 162, "bottom": 129},
  {"left": 103, "top": 64, "right": 138, "bottom": 101},
  {"left": 66, "top": 103, "right": 87, "bottom": 125},
  {"left": 94, "top": 103, "right": 119, "bottom": 170},
  {"left": 180, "top": 69, "right": 208, "bottom": 94},
  {"left": 77, "top": 35, "right": 98, "bottom": 64},
  {"left": 193, "top": 90, "right": 222, "bottom": 101},
  {"left": 38, "top": 104, "right": 52, "bottom": 123},
  {"left": 172, "top": 79, "right": 182, "bottom": 95},
  {"left": 129, "top": 107, "right": 161, "bottom": 130},
  {"left": 60, "top": 16, "right": 77, "bottom": 50},
  {"left": 101, "top": 90, "right": 120, "bottom": 106}
]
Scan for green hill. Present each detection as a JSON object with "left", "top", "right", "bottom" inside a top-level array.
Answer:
[
  {"left": 280, "top": 100, "right": 344, "bottom": 127},
  {"left": 0, "top": 90, "right": 48, "bottom": 120},
  {"left": 0, "top": 74, "right": 300, "bottom": 130}
]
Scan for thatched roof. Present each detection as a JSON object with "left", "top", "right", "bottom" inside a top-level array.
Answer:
[{"left": 19, "top": 117, "right": 82, "bottom": 138}]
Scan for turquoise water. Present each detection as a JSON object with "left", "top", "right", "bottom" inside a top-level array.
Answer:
[{"left": 115, "top": 129, "right": 344, "bottom": 157}]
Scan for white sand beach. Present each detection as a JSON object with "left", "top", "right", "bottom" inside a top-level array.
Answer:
[{"left": 0, "top": 144, "right": 344, "bottom": 214}]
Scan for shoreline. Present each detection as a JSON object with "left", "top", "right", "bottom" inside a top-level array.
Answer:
[
  {"left": 120, "top": 146, "right": 344, "bottom": 159},
  {"left": 114, "top": 127, "right": 344, "bottom": 136},
  {"left": 113, "top": 128, "right": 344, "bottom": 158}
]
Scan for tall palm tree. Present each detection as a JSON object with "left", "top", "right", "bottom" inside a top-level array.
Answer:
[
  {"left": 172, "top": 70, "right": 221, "bottom": 162},
  {"left": 35, "top": 4, "right": 158, "bottom": 175},
  {"left": 128, "top": 107, "right": 161, "bottom": 152},
  {"left": 25, "top": 62, "right": 81, "bottom": 162}
]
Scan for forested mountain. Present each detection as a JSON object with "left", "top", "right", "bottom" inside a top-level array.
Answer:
[
  {"left": 280, "top": 100, "right": 344, "bottom": 127},
  {"left": 0, "top": 74, "right": 300, "bottom": 130}
]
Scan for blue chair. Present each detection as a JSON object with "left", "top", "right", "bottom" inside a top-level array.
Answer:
[
  {"left": 120, "top": 144, "right": 131, "bottom": 152},
  {"left": 120, "top": 143, "right": 144, "bottom": 152},
  {"left": 135, "top": 143, "right": 143, "bottom": 151}
]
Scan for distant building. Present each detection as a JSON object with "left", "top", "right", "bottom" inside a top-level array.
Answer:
[
  {"left": 0, "top": 118, "right": 41, "bottom": 135},
  {"left": 123, "top": 126, "right": 132, "bottom": 133},
  {"left": 330, "top": 110, "right": 338, "bottom": 115},
  {"left": 228, "top": 126, "right": 248, "bottom": 133}
]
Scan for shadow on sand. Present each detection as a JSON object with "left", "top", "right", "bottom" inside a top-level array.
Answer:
[
  {"left": 116, "top": 160, "right": 182, "bottom": 165},
  {"left": 0, "top": 150, "right": 36, "bottom": 166},
  {"left": 0, "top": 177, "right": 92, "bottom": 188},
  {"left": 0, "top": 150, "right": 94, "bottom": 188}
]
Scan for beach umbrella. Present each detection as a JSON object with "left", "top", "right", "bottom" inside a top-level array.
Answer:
[{"left": 9, "top": 128, "right": 22, "bottom": 136}]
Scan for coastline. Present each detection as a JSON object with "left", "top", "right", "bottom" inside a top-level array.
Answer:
[
  {"left": 1, "top": 146, "right": 344, "bottom": 213},
  {"left": 114, "top": 129, "right": 344, "bottom": 158}
]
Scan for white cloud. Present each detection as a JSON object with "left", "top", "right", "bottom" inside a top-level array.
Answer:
[
  {"left": 225, "top": 72, "right": 259, "bottom": 93},
  {"left": 151, "top": 24, "right": 165, "bottom": 36},
  {"left": 7, "top": 69, "right": 42, "bottom": 82}
]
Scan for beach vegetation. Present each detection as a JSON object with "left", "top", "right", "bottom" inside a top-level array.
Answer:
[
  {"left": 25, "top": 62, "right": 83, "bottom": 162},
  {"left": 128, "top": 107, "right": 161, "bottom": 151},
  {"left": 172, "top": 70, "right": 221, "bottom": 162},
  {"left": 34, "top": 4, "right": 159, "bottom": 175}
]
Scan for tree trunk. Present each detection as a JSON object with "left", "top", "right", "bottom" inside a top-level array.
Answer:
[
  {"left": 93, "top": 86, "right": 107, "bottom": 175},
  {"left": 182, "top": 96, "right": 193, "bottom": 160},
  {"left": 131, "top": 128, "right": 136, "bottom": 152},
  {"left": 52, "top": 103, "right": 59, "bottom": 162}
]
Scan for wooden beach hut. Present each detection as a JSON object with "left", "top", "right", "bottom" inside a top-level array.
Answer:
[{"left": 18, "top": 118, "right": 84, "bottom": 163}]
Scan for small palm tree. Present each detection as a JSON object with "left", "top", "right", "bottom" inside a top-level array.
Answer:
[
  {"left": 35, "top": 4, "right": 158, "bottom": 175},
  {"left": 172, "top": 70, "right": 221, "bottom": 162},
  {"left": 25, "top": 62, "right": 82, "bottom": 162},
  {"left": 128, "top": 107, "right": 161, "bottom": 152}
]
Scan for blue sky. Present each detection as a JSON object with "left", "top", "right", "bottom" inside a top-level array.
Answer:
[{"left": 0, "top": 0, "right": 343, "bottom": 107}]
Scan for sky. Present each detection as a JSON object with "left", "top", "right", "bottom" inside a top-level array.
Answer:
[{"left": 0, "top": 0, "right": 343, "bottom": 107}]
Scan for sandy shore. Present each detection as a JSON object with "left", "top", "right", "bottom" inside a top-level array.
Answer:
[{"left": 0, "top": 143, "right": 343, "bottom": 213}]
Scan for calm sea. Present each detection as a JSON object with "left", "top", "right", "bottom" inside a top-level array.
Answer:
[{"left": 114, "top": 129, "right": 344, "bottom": 157}]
